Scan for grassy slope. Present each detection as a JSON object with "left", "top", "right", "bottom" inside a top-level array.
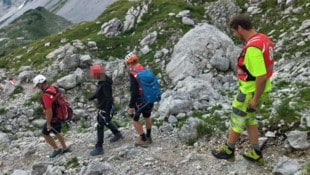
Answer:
[{"left": 0, "top": 6, "right": 72, "bottom": 57}]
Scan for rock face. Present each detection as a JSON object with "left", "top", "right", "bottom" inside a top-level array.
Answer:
[{"left": 166, "top": 23, "right": 239, "bottom": 84}]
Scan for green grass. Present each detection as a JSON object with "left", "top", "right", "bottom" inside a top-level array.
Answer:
[
  {"left": 77, "top": 117, "right": 89, "bottom": 133},
  {"left": 66, "top": 157, "right": 79, "bottom": 168},
  {"left": 302, "top": 161, "right": 310, "bottom": 175},
  {"left": 0, "top": 108, "right": 6, "bottom": 115}
]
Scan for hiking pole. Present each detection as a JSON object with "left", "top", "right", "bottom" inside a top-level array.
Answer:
[{"left": 50, "top": 127, "right": 60, "bottom": 135}]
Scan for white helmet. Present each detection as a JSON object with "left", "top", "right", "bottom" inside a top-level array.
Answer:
[{"left": 33, "top": 74, "right": 46, "bottom": 87}]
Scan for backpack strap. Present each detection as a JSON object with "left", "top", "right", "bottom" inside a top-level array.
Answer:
[
  {"left": 43, "top": 86, "right": 59, "bottom": 120},
  {"left": 130, "top": 66, "right": 145, "bottom": 96}
]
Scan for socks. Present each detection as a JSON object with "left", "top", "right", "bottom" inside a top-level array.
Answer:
[
  {"left": 140, "top": 133, "right": 147, "bottom": 141},
  {"left": 252, "top": 144, "right": 260, "bottom": 152},
  {"left": 226, "top": 142, "right": 235, "bottom": 150},
  {"left": 146, "top": 128, "right": 151, "bottom": 138}
]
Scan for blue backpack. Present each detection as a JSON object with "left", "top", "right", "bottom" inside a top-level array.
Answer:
[{"left": 131, "top": 66, "right": 161, "bottom": 112}]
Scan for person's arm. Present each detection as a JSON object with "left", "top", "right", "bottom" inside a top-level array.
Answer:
[
  {"left": 45, "top": 108, "right": 53, "bottom": 130},
  {"left": 42, "top": 94, "right": 54, "bottom": 130},
  {"left": 249, "top": 74, "right": 268, "bottom": 109},
  {"left": 129, "top": 73, "right": 139, "bottom": 108},
  {"left": 102, "top": 82, "right": 113, "bottom": 111}
]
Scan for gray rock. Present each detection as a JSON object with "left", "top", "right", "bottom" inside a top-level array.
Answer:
[
  {"left": 178, "top": 117, "right": 202, "bottom": 143},
  {"left": 182, "top": 17, "right": 195, "bottom": 26},
  {"left": 44, "top": 165, "right": 63, "bottom": 175},
  {"left": 123, "top": 7, "right": 139, "bottom": 32},
  {"left": 32, "top": 119, "right": 46, "bottom": 127},
  {"left": 98, "top": 18, "right": 123, "bottom": 38},
  {"left": 32, "top": 162, "right": 51, "bottom": 175},
  {"left": 204, "top": 0, "right": 241, "bottom": 32},
  {"left": 0, "top": 132, "right": 10, "bottom": 145},
  {"left": 80, "top": 161, "right": 114, "bottom": 175},
  {"left": 12, "top": 170, "right": 30, "bottom": 175},
  {"left": 272, "top": 156, "right": 301, "bottom": 175},
  {"left": 59, "top": 54, "right": 80, "bottom": 72},
  {"left": 166, "top": 23, "right": 238, "bottom": 84},
  {"left": 286, "top": 130, "right": 310, "bottom": 149},
  {"left": 140, "top": 31, "right": 158, "bottom": 47},
  {"left": 79, "top": 55, "right": 92, "bottom": 68},
  {"left": 56, "top": 74, "right": 78, "bottom": 89}
]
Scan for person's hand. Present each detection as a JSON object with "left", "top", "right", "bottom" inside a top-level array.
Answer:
[
  {"left": 127, "top": 108, "right": 135, "bottom": 115},
  {"left": 248, "top": 99, "right": 257, "bottom": 112}
]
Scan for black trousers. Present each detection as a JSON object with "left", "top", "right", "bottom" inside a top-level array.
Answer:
[{"left": 95, "top": 108, "right": 119, "bottom": 147}]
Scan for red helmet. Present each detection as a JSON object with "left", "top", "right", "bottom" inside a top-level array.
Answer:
[
  {"left": 124, "top": 52, "right": 138, "bottom": 65},
  {"left": 90, "top": 65, "right": 104, "bottom": 78}
]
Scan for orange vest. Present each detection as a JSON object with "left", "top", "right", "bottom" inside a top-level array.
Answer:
[{"left": 237, "top": 33, "right": 274, "bottom": 81}]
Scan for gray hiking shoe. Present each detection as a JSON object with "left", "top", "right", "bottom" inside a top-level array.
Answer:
[
  {"left": 49, "top": 148, "right": 62, "bottom": 158},
  {"left": 110, "top": 132, "right": 123, "bottom": 143},
  {"left": 90, "top": 147, "right": 104, "bottom": 156}
]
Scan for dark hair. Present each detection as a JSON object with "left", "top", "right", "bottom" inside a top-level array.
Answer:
[{"left": 229, "top": 14, "right": 253, "bottom": 30}]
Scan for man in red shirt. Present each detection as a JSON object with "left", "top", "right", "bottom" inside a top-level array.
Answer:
[{"left": 33, "top": 75, "right": 70, "bottom": 158}]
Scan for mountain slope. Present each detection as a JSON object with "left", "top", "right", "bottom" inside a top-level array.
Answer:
[
  {"left": 0, "top": 0, "right": 309, "bottom": 174},
  {"left": 0, "top": 6, "right": 71, "bottom": 57},
  {"left": 0, "top": 0, "right": 116, "bottom": 28}
]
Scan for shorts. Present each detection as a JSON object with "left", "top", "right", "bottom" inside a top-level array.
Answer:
[
  {"left": 42, "top": 120, "right": 62, "bottom": 135},
  {"left": 230, "top": 91, "right": 268, "bottom": 133},
  {"left": 133, "top": 103, "right": 154, "bottom": 121}
]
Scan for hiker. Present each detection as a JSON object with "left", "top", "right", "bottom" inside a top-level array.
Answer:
[
  {"left": 33, "top": 74, "right": 70, "bottom": 158},
  {"left": 88, "top": 64, "right": 123, "bottom": 156},
  {"left": 211, "top": 14, "right": 274, "bottom": 165},
  {"left": 124, "top": 52, "right": 157, "bottom": 147}
]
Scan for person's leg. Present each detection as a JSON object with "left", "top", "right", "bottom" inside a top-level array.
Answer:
[
  {"left": 42, "top": 123, "right": 58, "bottom": 150},
  {"left": 55, "top": 133, "right": 67, "bottom": 150},
  {"left": 43, "top": 134, "right": 58, "bottom": 150},
  {"left": 212, "top": 91, "right": 248, "bottom": 160},
  {"left": 90, "top": 113, "right": 105, "bottom": 156},
  {"left": 96, "top": 116, "right": 104, "bottom": 147},
  {"left": 132, "top": 112, "right": 148, "bottom": 147},
  {"left": 42, "top": 123, "right": 62, "bottom": 158},
  {"left": 52, "top": 122, "right": 68, "bottom": 150}
]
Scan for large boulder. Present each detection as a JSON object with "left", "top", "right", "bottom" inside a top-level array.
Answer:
[{"left": 166, "top": 23, "right": 240, "bottom": 84}]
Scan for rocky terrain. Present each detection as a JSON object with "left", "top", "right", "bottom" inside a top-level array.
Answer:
[{"left": 0, "top": 0, "right": 309, "bottom": 175}]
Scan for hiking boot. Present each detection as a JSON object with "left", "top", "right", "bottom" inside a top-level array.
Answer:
[
  {"left": 62, "top": 147, "right": 72, "bottom": 154},
  {"left": 110, "top": 132, "right": 123, "bottom": 143},
  {"left": 49, "top": 148, "right": 62, "bottom": 158},
  {"left": 211, "top": 144, "right": 235, "bottom": 162},
  {"left": 90, "top": 147, "right": 104, "bottom": 156},
  {"left": 146, "top": 136, "right": 153, "bottom": 144},
  {"left": 134, "top": 139, "right": 149, "bottom": 148},
  {"left": 242, "top": 148, "right": 264, "bottom": 166}
]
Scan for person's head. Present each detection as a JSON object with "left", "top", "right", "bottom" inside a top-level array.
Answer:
[
  {"left": 229, "top": 14, "right": 253, "bottom": 39},
  {"left": 124, "top": 52, "right": 138, "bottom": 69},
  {"left": 33, "top": 74, "right": 47, "bottom": 90},
  {"left": 90, "top": 64, "right": 105, "bottom": 79}
]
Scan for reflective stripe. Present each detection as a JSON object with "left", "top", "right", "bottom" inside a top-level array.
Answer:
[
  {"left": 232, "top": 116, "right": 245, "bottom": 127},
  {"left": 232, "top": 107, "right": 247, "bottom": 116}
]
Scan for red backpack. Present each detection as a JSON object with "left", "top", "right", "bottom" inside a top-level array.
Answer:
[{"left": 44, "top": 86, "right": 73, "bottom": 122}]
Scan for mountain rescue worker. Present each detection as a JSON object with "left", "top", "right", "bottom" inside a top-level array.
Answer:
[
  {"left": 33, "top": 75, "right": 70, "bottom": 158},
  {"left": 125, "top": 52, "right": 153, "bottom": 147},
  {"left": 211, "top": 14, "right": 274, "bottom": 166},
  {"left": 88, "top": 64, "right": 123, "bottom": 156}
]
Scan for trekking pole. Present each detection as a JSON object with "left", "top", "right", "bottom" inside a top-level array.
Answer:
[{"left": 50, "top": 127, "right": 60, "bottom": 135}]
